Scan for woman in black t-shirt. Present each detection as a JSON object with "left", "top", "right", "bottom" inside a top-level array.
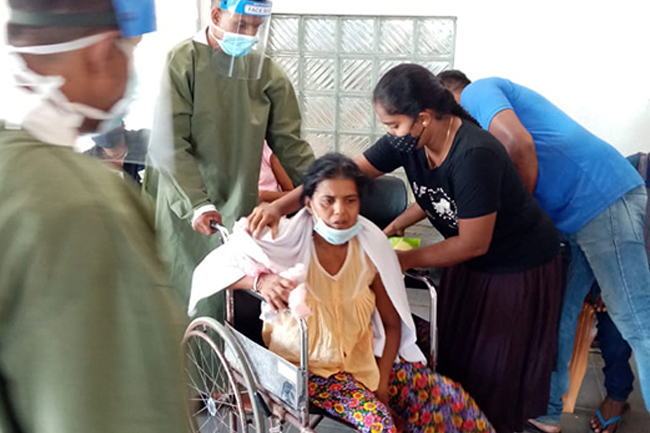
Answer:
[
  {"left": 246, "top": 64, "right": 562, "bottom": 433},
  {"left": 362, "top": 64, "right": 561, "bottom": 433}
]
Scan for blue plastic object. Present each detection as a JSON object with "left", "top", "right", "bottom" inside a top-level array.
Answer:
[{"left": 112, "top": 0, "right": 157, "bottom": 37}]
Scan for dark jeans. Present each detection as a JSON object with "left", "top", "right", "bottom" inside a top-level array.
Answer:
[{"left": 593, "top": 285, "right": 635, "bottom": 402}]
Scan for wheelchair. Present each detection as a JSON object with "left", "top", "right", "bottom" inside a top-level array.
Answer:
[{"left": 183, "top": 176, "right": 439, "bottom": 433}]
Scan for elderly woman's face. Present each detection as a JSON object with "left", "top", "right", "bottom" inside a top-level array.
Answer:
[{"left": 307, "top": 178, "right": 360, "bottom": 231}]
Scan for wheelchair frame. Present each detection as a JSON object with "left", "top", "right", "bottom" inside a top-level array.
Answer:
[{"left": 184, "top": 226, "right": 438, "bottom": 433}]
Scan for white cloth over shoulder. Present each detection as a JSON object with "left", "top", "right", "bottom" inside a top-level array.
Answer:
[{"left": 190, "top": 209, "right": 426, "bottom": 364}]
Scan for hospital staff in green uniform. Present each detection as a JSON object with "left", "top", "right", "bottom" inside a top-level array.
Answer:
[
  {"left": 0, "top": 1, "right": 188, "bottom": 432},
  {"left": 144, "top": 0, "right": 314, "bottom": 317}
]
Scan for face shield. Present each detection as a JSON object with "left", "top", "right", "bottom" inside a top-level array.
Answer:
[{"left": 211, "top": 0, "right": 273, "bottom": 80}]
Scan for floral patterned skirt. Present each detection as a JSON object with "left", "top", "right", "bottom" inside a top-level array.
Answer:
[{"left": 309, "top": 361, "right": 495, "bottom": 433}]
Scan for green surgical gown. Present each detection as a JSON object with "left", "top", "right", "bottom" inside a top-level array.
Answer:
[
  {"left": 143, "top": 38, "right": 314, "bottom": 317},
  {"left": 0, "top": 124, "right": 189, "bottom": 433}
]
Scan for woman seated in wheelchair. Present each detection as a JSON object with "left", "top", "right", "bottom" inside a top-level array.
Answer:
[{"left": 191, "top": 153, "right": 494, "bottom": 433}]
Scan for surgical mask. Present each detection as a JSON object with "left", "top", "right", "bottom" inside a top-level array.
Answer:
[
  {"left": 312, "top": 211, "right": 362, "bottom": 245},
  {"left": 8, "top": 33, "right": 137, "bottom": 135},
  {"left": 212, "top": 25, "right": 258, "bottom": 57}
]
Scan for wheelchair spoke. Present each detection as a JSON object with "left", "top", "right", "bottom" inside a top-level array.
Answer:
[
  {"left": 185, "top": 367, "right": 206, "bottom": 399},
  {"left": 196, "top": 338, "right": 216, "bottom": 393},
  {"left": 188, "top": 340, "right": 213, "bottom": 395},
  {"left": 192, "top": 404, "right": 208, "bottom": 418},
  {"left": 183, "top": 321, "right": 262, "bottom": 433}
]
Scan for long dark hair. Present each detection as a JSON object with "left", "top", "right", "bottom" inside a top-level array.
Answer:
[
  {"left": 373, "top": 63, "right": 479, "bottom": 125},
  {"left": 301, "top": 153, "right": 370, "bottom": 204}
]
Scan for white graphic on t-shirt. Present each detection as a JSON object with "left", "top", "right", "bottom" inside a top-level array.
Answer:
[{"left": 412, "top": 181, "right": 458, "bottom": 229}]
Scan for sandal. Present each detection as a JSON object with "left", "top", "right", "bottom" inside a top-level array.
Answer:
[
  {"left": 590, "top": 401, "right": 629, "bottom": 433},
  {"left": 525, "top": 419, "right": 562, "bottom": 433},
  {"left": 592, "top": 408, "right": 621, "bottom": 433}
]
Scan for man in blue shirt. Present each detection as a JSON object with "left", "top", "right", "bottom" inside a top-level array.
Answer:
[{"left": 439, "top": 71, "right": 650, "bottom": 433}]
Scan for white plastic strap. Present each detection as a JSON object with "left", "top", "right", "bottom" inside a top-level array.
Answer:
[{"left": 8, "top": 33, "right": 109, "bottom": 55}]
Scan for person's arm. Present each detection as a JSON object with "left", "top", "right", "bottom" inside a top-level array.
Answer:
[
  {"left": 384, "top": 202, "right": 427, "bottom": 237},
  {"left": 270, "top": 153, "right": 295, "bottom": 192},
  {"left": 370, "top": 273, "right": 401, "bottom": 407},
  {"left": 398, "top": 147, "right": 502, "bottom": 271},
  {"left": 258, "top": 190, "right": 291, "bottom": 203},
  {"left": 151, "top": 52, "right": 221, "bottom": 234},
  {"left": 488, "top": 109, "right": 539, "bottom": 194},
  {"left": 397, "top": 213, "right": 496, "bottom": 270},
  {"left": 225, "top": 273, "right": 296, "bottom": 311},
  {"left": 257, "top": 153, "right": 295, "bottom": 202}
]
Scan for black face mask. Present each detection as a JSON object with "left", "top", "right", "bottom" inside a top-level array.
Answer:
[{"left": 384, "top": 132, "right": 421, "bottom": 153}]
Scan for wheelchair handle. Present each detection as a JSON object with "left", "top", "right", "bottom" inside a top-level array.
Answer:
[{"left": 209, "top": 221, "right": 230, "bottom": 242}]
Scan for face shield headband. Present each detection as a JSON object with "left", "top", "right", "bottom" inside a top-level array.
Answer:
[{"left": 220, "top": 0, "right": 272, "bottom": 17}]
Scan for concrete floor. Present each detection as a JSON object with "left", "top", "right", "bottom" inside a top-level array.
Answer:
[
  {"left": 522, "top": 352, "right": 650, "bottom": 433},
  {"left": 306, "top": 288, "right": 650, "bottom": 433}
]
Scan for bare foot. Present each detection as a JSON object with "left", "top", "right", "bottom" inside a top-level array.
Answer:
[
  {"left": 590, "top": 398, "right": 628, "bottom": 433},
  {"left": 526, "top": 418, "right": 562, "bottom": 433}
]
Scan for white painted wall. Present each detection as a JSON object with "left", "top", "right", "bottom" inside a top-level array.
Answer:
[
  {"left": 2, "top": 1, "right": 648, "bottom": 155},
  {"left": 269, "top": 0, "right": 650, "bottom": 155}
]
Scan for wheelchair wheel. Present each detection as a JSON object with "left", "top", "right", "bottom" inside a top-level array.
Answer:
[{"left": 184, "top": 317, "right": 267, "bottom": 433}]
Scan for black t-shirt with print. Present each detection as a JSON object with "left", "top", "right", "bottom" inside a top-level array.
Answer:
[{"left": 364, "top": 120, "right": 559, "bottom": 274}]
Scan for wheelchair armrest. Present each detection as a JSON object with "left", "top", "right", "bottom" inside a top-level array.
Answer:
[
  {"left": 405, "top": 269, "right": 437, "bottom": 294},
  {"left": 404, "top": 269, "right": 438, "bottom": 368},
  {"left": 243, "top": 288, "right": 265, "bottom": 303}
]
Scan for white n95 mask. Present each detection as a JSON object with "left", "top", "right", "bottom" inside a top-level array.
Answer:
[{"left": 7, "top": 33, "right": 137, "bottom": 136}]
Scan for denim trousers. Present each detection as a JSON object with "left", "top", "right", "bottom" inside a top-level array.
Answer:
[
  {"left": 596, "top": 306, "right": 635, "bottom": 402},
  {"left": 538, "top": 186, "right": 650, "bottom": 425}
]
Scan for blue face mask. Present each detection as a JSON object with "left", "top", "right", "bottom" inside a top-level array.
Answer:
[
  {"left": 313, "top": 215, "right": 363, "bottom": 245},
  {"left": 215, "top": 27, "right": 259, "bottom": 57}
]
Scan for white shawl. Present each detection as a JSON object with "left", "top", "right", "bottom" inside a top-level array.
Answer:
[{"left": 189, "top": 209, "right": 426, "bottom": 364}]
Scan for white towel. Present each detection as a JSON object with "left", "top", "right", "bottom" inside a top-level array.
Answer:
[{"left": 189, "top": 209, "right": 426, "bottom": 364}]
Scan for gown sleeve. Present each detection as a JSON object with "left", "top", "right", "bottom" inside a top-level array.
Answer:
[
  {"left": 155, "top": 49, "right": 213, "bottom": 221},
  {"left": 264, "top": 60, "right": 315, "bottom": 186}
]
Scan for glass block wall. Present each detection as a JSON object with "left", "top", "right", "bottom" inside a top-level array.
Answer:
[{"left": 267, "top": 15, "right": 457, "bottom": 159}]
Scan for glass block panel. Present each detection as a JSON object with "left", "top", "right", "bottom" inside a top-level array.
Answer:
[
  {"left": 340, "top": 59, "right": 373, "bottom": 92},
  {"left": 417, "top": 60, "right": 452, "bottom": 76},
  {"left": 374, "top": 120, "right": 389, "bottom": 135},
  {"left": 305, "top": 132, "right": 335, "bottom": 157},
  {"left": 417, "top": 19, "right": 455, "bottom": 56},
  {"left": 274, "top": 56, "right": 300, "bottom": 87},
  {"left": 339, "top": 97, "right": 372, "bottom": 131},
  {"left": 268, "top": 15, "right": 456, "bottom": 157},
  {"left": 379, "top": 58, "right": 407, "bottom": 78},
  {"left": 341, "top": 19, "right": 374, "bottom": 53},
  {"left": 379, "top": 19, "right": 414, "bottom": 55},
  {"left": 304, "top": 57, "right": 336, "bottom": 91},
  {"left": 304, "top": 18, "right": 337, "bottom": 53},
  {"left": 303, "top": 96, "right": 336, "bottom": 130},
  {"left": 268, "top": 17, "right": 300, "bottom": 53},
  {"left": 339, "top": 135, "right": 372, "bottom": 159}
]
